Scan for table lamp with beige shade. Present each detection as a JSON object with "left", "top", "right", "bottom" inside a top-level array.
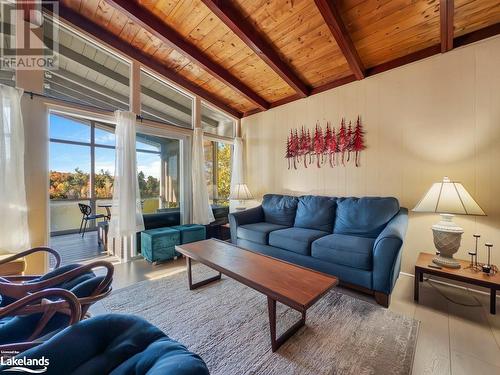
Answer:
[
  {"left": 229, "top": 183, "right": 253, "bottom": 211},
  {"left": 413, "top": 177, "right": 486, "bottom": 269}
]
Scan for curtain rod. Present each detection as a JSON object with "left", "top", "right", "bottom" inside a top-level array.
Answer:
[{"left": 22, "top": 90, "right": 144, "bottom": 121}]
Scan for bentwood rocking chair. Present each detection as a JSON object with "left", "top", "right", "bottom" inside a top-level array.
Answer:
[{"left": 0, "top": 247, "right": 114, "bottom": 317}]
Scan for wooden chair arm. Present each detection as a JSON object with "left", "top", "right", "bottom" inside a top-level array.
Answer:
[
  {"left": 0, "top": 289, "right": 82, "bottom": 353},
  {"left": 0, "top": 261, "right": 114, "bottom": 303},
  {"left": 0, "top": 247, "right": 61, "bottom": 269},
  {"left": 0, "top": 288, "right": 81, "bottom": 324}
]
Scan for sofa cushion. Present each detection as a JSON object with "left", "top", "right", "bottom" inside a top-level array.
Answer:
[
  {"left": 311, "top": 234, "right": 375, "bottom": 270},
  {"left": 294, "top": 195, "right": 336, "bottom": 232},
  {"left": 269, "top": 227, "right": 329, "bottom": 256},
  {"left": 334, "top": 197, "right": 400, "bottom": 238},
  {"left": 262, "top": 194, "right": 299, "bottom": 226},
  {"left": 237, "top": 222, "right": 288, "bottom": 245}
]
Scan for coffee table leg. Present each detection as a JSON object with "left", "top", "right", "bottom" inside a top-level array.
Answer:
[
  {"left": 267, "top": 297, "right": 306, "bottom": 352},
  {"left": 186, "top": 257, "right": 221, "bottom": 290}
]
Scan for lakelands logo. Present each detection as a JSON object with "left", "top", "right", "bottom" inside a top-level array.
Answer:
[
  {"left": 0, "top": 1, "right": 59, "bottom": 70},
  {"left": 0, "top": 355, "right": 49, "bottom": 373}
]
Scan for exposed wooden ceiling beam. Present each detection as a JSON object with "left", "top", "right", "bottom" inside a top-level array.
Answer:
[
  {"left": 46, "top": 3, "right": 243, "bottom": 118},
  {"left": 105, "top": 0, "right": 269, "bottom": 110},
  {"left": 243, "top": 22, "right": 500, "bottom": 118},
  {"left": 314, "top": 0, "right": 365, "bottom": 80},
  {"left": 440, "top": 0, "right": 454, "bottom": 52},
  {"left": 200, "top": 0, "right": 309, "bottom": 98}
]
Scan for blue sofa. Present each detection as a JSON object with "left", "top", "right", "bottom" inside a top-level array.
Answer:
[{"left": 229, "top": 194, "right": 408, "bottom": 307}]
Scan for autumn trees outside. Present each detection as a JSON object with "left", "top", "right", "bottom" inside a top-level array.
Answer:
[{"left": 50, "top": 142, "right": 232, "bottom": 205}]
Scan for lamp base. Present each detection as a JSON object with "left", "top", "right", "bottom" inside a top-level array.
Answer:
[
  {"left": 432, "top": 254, "right": 461, "bottom": 269},
  {"left": 431, "top": 213, "right": 463, "bottom": 269}
]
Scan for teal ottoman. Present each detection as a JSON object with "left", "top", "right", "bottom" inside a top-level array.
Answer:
[
  {"left": 141, "top": 227, "right": 180, "bottom": 263},
  {"left": 172, "top": 224, "right": 206, "bottom": 244}
]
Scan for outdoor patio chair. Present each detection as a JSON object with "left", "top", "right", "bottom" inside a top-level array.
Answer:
[
  {"left": 78, "top": 203, "right": 106, "bottom": 237},
  {"left": 0, "top": 288, "right": 82, "bottom": 353},
  {"left": 0, "top": 314, "right": 210, "bottom": 375}
]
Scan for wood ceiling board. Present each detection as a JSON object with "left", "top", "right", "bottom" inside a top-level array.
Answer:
[
  {"left": 94, "top": 0, "right": 115, "bottom": 25},
  {"left": 105, "top": 0, "right": 270, "bottom": 110},
  {"left": 454, "top": 0, "right": 500, "bottom": 37},
  {"left": 146, "top": 0, "right": 298, "bottom": 100},
  {"left": 52, "top": 2, "right": 243, "bottom": 118},
  {"left": 201, "top": 0, "right": 309, "bottom": 97},
  {"left": 314, "top": 0, "right": 365, "bottom": 79},
  {"left": 234, "top": 0, "right": 349, "bottom": 88},
  {"left": 341, "top": 0, "right": 440, "bottom": 68},
  {"left": 356, "top": 21, "right": 440, "bottom": 68}
]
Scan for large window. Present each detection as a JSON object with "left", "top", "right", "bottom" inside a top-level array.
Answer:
[
  {"left": 136, "top": 132, "right": 181, "bottom": 214},
  {"left": 140, "top": 69, "right": 193, "bottom": 128},
  {"left": 43, "top": 18, "right": 130, "bottom": 111},
  {"left": 49, "top": 113, "right": 183, "bottom": 234},
  {"left": 204, "top": 141, "right": 232, "bottom": 206},
  {"left": 49, "top": 114, "right": 115, "bottom": 234}
]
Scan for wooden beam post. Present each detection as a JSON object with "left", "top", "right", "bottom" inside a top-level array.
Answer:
[
  {"left": 46, "top": 3, "right": 242, "bottom": 119},
  {"left": 105, "top": 0, "right": 269, "bottom": 111},
  {"left": 440, "top": 0, "right": 454, "bottom": 53},
  {"left": 201, "top": 0, "right": 309, "bottom": 98},
  {"left": 314, "top": 0, "right": 365, "bottom": 80}
]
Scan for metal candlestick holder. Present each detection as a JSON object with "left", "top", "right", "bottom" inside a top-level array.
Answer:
[
  {"left": 481, "top": 243, "right": 498, "bottom": 275},
  {"left": 465, "top": 235, "right": 497, "bottom": 275},
  {"left": 466, "top": 234, "right": 482, "bottom": 272}
]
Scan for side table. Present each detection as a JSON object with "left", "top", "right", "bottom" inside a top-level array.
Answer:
[{"left": 414, "top": 252, "right": 500, "bottom": 314}]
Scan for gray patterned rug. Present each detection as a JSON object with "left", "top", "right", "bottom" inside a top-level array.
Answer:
[{"left": 101, "top": 265, "right": 419, "bottom": 374}]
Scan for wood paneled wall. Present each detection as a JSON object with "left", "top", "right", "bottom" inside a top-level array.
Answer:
[{"left": 242, "top": 36, "right": 500, "bottom": 274}]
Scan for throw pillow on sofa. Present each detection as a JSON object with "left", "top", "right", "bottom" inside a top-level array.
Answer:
[
  {"left": 334, "top": 197, "right": 400, "bottom": 238},
  {"left": 294, "top": 195, "right": 337, "bottom": 232},
  {"left": 262, "top": 194, "right": 298, "bottom": 226}
]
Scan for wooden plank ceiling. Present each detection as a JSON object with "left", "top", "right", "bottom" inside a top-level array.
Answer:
[{"left": 55, "top": 0, "right": 500, "bottom": 118}]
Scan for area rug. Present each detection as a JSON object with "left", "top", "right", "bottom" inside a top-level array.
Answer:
[{"left": 101, "top": 265, "right": 419, "bottom": 374}]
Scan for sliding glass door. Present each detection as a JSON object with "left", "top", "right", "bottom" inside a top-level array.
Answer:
[{"left": 49, "top": 113, "right": 185, "bottom": 236}]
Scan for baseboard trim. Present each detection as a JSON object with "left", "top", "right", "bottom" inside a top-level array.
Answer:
[{"left": 399, "top": 271, "right": 499, "bottom": 299}]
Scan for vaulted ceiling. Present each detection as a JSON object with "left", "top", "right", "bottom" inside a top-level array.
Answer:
[{"left": 50, "top": 0, "right": 500, "bottom": 118}]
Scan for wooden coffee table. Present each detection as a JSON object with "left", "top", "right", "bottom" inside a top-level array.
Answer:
[
  {"left": 415, "top": 252, "right": 500, "bottom": 314},
  {"left": 175, "top": 239, "right": 338, "bottom": 351}
]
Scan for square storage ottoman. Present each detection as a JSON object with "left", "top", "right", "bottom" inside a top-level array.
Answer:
[
  {"left": 172, "top": 224, "right": 206, "bottom": 244},
  {"left": 141, "top": 227, "right": 180, "bottom": 263}
]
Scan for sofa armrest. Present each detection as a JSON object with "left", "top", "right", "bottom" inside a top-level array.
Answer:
[
  {"left": 228, "top": 206, "right": 264, "bottom": 243},
  {"left": 372, "top": 208, "right": 408, "bottom": 294}
]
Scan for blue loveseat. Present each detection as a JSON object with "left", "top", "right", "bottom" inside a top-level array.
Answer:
[{"left": 229, "top": 194, "right": 408, "bottom": 307}]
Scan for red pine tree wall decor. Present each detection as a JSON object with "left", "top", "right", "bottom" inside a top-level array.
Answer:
[
  {"left": 353, "top": 116, "right": 366, "bottom": 167},
  {"left": 313, "top": 123, "right": 325, "bottom": 168},
  {"left": 285, "top": 116, "right": 366, "bottom": 169},
  {"left": 337, "top": 119, "right": 347, "bottom": 166}
]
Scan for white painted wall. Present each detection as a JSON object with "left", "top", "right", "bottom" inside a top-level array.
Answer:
[{"left": 242, "top": 35, "right": 500, "bottom": 274}]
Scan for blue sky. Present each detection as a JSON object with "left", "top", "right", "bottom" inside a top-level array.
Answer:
[{"left": 49, "top": 114, "right": 162, "bottom": 178}]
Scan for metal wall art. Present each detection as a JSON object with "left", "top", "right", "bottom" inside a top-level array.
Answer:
[{"left": 285, "top": 116, "right": 366, "bottom": 169}]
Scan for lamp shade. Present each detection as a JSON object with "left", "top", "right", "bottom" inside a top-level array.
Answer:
[
  {"left": 229, "top": 184, "right": 253, "bottom": 200},
  {"left": 413, "top": 177, "right": 485, "bottom": 216}
]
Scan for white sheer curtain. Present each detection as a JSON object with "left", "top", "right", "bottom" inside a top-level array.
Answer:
[
  {"left": 109, "top": 111, "right": 144, "bottom": 261},
  {"left": 230, "top": 136, "right": 243, "bottom": 192},
  {"left": 192, "top": 128, "right": 214, "bottom": 224},
  {"left": 0, "top": 85, "right": 30, "bottom": 253}
]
